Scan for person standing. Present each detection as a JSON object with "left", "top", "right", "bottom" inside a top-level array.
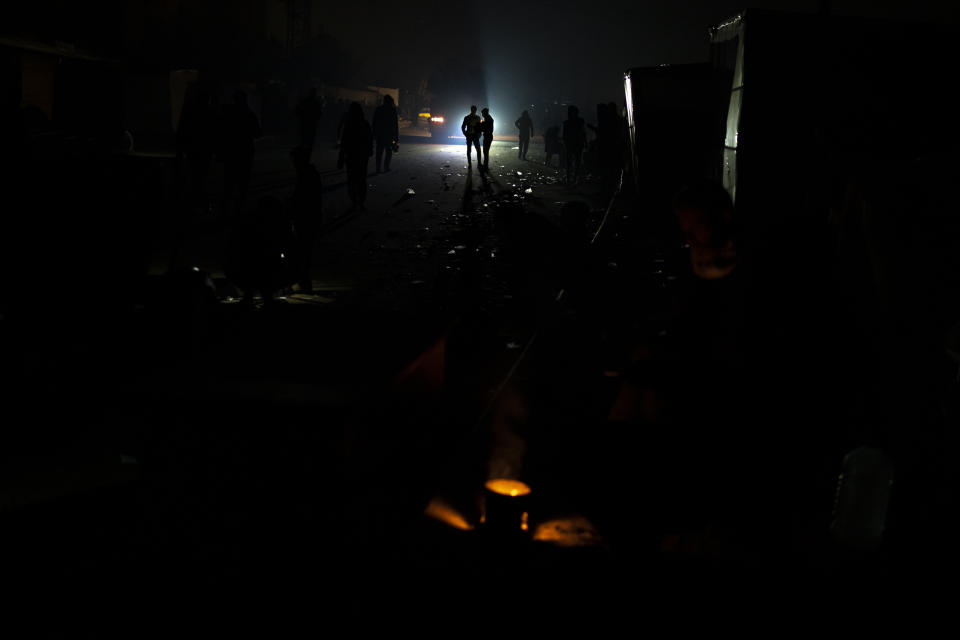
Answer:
[
  {"left": 372, "top": 94, "right": 399, "bottom": 173},
  {"left": 340, "top": 101, "right": 373, "bottom": 211},
  {"left": 480, "top": 107, "right": 494, "bottom": 170},
  {"left": 219, "top": 90, "right": 262, "bottom": 215},
  {"left": 515, "top": 110, "right": 534, "bottom": 160},
  {"left": 562, "top": 104, "right": 586, "bottom": 185},
  {"left": 544, "top": 126, "right": 562, "bottom": 168},
  {"left": 176, "top": 86, "right": 216, "bottom": 212},
  {"left": 295, "top": 87, "right": 323, "bottom": 160},
  {"left": 461, "top": 105, "right": 482, "bottom": 167},
  {"left": 289, "top": 145, "right": 323, "bottom": 293}
]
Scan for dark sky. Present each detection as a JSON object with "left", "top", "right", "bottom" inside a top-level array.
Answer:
[{"left": 320, "top": 0, "right": 960, "bottom": 114}]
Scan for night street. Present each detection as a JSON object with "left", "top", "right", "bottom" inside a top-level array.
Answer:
[{"left": 4, "top": 0, "right": 960, "bottom": 623}]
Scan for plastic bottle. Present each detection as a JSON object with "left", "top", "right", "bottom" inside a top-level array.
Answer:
[{"left": 830, "top": 445, "right": 894, "bottom": 551}]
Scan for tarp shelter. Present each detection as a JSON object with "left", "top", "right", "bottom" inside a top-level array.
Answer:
[
  {"left": 709, "top": 9, "right": 960, "bottom": 230},
  {"left": 623, "top": 63, "right": 721, "bottom": 223}
]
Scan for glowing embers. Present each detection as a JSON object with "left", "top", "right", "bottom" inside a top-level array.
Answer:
[
  {"left": 532, "top": 516, "right": 602, "bottom": 547},
  {"left": 424, "top": 497, "right": 474, "bottom": 531},
  {"left": 483, "top": 479, "right": 532, "bottom": 533}
]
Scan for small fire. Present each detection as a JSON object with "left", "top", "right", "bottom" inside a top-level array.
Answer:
[{"left": 485, "top": 479, "right": 531, "bottom": 497}]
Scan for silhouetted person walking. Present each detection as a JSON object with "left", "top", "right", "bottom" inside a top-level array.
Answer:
[
  {"left": 219, "top": 90, "right": 261, "bottom": 215},
  {"left": 177, "top": 89, "right": 217, "bottom": 209},
  {"left": 480, "top": 108, "right": 494, "bottom": 170},
  {"left": 562, "top": 105, "right": 586, "bottom": 185},
  {"left": 373, "top": 95, "right": 399, "bottom": 173},
  {"left": 295, "top": 87, "right": 323, "bottom": 160},
  {"left": 340, "top": 101, "right": 372, "bottom": 211},
  {"left": 461, "top": 105, "right": 482, "bottom": 167},
  {"left": 289, "top": 145, "right": 323, "bottom": 293},
  {"left": 590, "top": 102, "right": 621, "bottom": 193},
  {"left": 515, "top": 110, "right": 534, "bottom": 160},
  {"left": 177, "top": 86, "right": 216, "bottom": 212},
  {"left": 544, "top": 126, "right": 562, "bottom": 168}
]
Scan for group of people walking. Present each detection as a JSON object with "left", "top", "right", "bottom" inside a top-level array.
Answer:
[
  {"left": 557, "top": 103, "right": 625, "bottom": 187},
  {"left": 456, "top": 103, "right": 624, "bottom": 186},
  {"left": 458, "top": 105, "right": 534, "bottom": 168},
  {"left": 337, "top": 94, "right": 399, "bottom": 211},
  {"left": 178, "top": 86, "right": 624, "bottom": 305},
  {"left": 177, "top": 88, "right": 264, "bottom": 216},
  {"left": 460, "top": 105, "right": 495, "bottom": 169}
]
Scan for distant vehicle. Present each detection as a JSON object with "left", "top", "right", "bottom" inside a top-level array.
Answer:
[
  {"left": 423, "top": 64, "right": 487, "bottom": 141},
  {"left": 424, "top": 107, "right": 460, "bottom": 139}
]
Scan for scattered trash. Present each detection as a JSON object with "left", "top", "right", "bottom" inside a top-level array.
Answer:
[
  {"left": 406, "top": 187, "right": 416, "bottom": 195},
  {"left": 426, "top": 199, "right": 436, "bottom": 204},
  {"left": 516, "top": 171, "right": 523, "bottom": 176},
  {"left": 511, "top": 146, "right": 520, "bottom": 150},
  {"left": 506, "top": 342, "right": 521, "bottom": 350},
  {"left": 524, "top": 188, "right": 533, "bottom": 194},
  {"left": 448, "top": 249, "right": 457, "bottom": 255},
  {"left": 454, "top": 245, "right": 466, "bottom": 250},
  {"left": 411, "top": 280, "right": 426, "bottom": 285},
  {"left": 607, "top": 262, "right": 618, "bottom": 269}
]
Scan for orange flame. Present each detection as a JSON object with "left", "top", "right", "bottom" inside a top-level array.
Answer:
[
  {"left": 424, "top": 497, "right": 474, "bottom": 531},
  {"left": 485, "top": 479, "right": 531, "bottom": 497}
]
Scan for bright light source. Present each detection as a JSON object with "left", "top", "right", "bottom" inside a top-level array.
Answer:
[
  {"left": 430, "top": 116, "right": 444, "bottom": 123},
  {"left": 418, "top": 112, "right": 431, "bottom": 118},
  {"left": 485, "top": 479, "right": 531, "bottom": 497}
]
